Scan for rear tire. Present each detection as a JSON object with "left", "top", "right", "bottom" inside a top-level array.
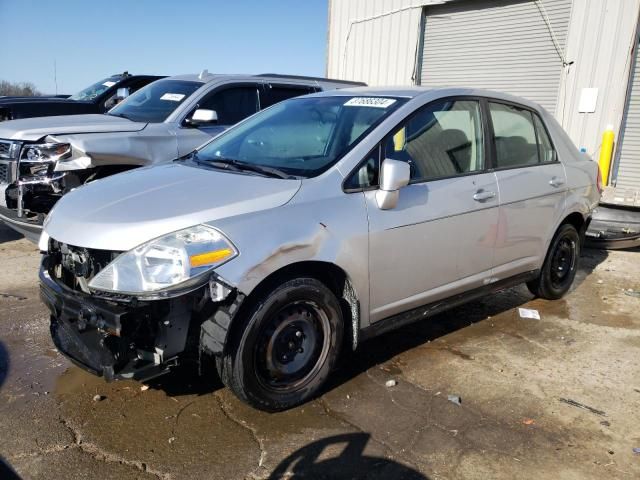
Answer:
[
  {"left": 218, "top": 277, "right": 343, "bottom": 412},
  {"left": 527, "top": 223, "right": 580, "bottom": 300}
]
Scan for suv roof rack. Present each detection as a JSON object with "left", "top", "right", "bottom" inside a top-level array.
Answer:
[{"left": 255, "top": 73, "right": 366, "bottom": 86}]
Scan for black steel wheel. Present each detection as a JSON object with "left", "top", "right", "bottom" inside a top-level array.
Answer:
[
  {"left": 527, "top": 223, "right": 580, "bottom": 300},
  {"left": 218, "top": 277, "right": 343, "bottom": 412}
]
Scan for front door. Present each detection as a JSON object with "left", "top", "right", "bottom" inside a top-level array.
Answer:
[
  {"left": 365, "top": 98, "right": 499, "bottom": 322},
  {"left": 177, "top": 85, "right": 260, "bottom": 156}
]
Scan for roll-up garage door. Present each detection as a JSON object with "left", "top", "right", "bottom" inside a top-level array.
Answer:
[
  {"left": 614, "top": 37, "right": 640, "bottom": 191},
  {"left": 419, "top": 0, "right": 572, "bottom": 113}
]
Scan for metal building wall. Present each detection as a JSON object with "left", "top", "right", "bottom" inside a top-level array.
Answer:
[
  {"left": 326, "top": 0, "right": 452, "bottom": 85},
  {"left": 327, "top": 0, "right": 640, "bottom": 160},
  {"left": 419, "top": 0, "right": 572, "bottom": 113},
  {"left": 555, "top": 0, "right": 640, "bottom": 158}
]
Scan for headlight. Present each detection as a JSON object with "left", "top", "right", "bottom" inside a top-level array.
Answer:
[
  {"left": 88, "top": 225, "right": 238, "bottom": 296},
  {"left": 20, "top": 143, "right": 71, "bottom": 163}
]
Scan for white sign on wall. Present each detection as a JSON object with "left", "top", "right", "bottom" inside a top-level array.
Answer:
[{"left": 578, "top": 88, "right": 599, "bottom": 113}]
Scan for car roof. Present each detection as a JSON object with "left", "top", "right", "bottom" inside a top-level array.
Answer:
[
  {"left": 308, "top": 86, "right": 544, "bottom": 111},
  {"left": 160, "top": 72, "right": 365, "bottom": 88}
]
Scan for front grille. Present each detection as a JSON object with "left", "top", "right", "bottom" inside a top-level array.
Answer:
[
  {"left": 0, "top": 163, "right": 8, "bottom": 184},
  {"left": 46, "top": 239, "right": 121, "bottom": 293},
  {"left": 0, "top": 141, "right": 13, "bottom": 159}
]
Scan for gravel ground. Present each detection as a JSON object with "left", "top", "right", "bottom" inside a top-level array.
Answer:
[{"left": 0, "top": 222, "right": 639, "bottom": 479}]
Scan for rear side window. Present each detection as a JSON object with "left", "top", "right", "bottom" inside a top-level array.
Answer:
[
  {"left": 198, "top": 86, "right": 259, "bottom": 125},
  {"left": 489, "top": 102, "right": 552, "bottom": 168},
  {"left": 533, "top": 114, "right": 557, "bottom": 163},
  {"left": 260, "top": 85, "right": 316, "bottom": 109}
]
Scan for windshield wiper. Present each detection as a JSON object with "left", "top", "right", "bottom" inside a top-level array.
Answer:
[{"left": 206, "top": 157, "right": 294, "bottom": 179}]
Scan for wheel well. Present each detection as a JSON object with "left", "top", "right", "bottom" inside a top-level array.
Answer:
[
  {"left": 240, "top": 261, "right": 360, "bottom": 351},
  {"left": 561, "top": 212, "right": 589, "bottom": 239}
]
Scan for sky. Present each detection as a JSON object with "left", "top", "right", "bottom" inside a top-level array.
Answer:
[{"left": 0, "top": 0, "right": 329, "bottom": 94}]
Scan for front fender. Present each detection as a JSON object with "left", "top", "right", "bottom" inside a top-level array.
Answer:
[{"left": 212, "top": 174, "right": 371, "bottom": 328}]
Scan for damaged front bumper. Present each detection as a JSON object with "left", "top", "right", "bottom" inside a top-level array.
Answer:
[
  {"left": 39, "top": 254, "right": 245, "bottom": 382},
  {"left": 40, "top": 267, "right": 191, "bottom": 381}
]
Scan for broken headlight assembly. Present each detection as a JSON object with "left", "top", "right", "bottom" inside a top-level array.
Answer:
[
  {"left": 88, "top": 225, "right": 237, "bottom": 297},
  {"left": 20, "top": 143, "right": 71, "bottom": 163}
]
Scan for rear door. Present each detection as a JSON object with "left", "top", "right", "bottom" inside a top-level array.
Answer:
[
  {"left": 177, "top": 84, "right": 260, "bottom": 156},
  {"left": 362, "top": 97, "right": 499, "bottom": 322},
  {"left": 489, "top": 101, "right": 567, "bottom": 279}
]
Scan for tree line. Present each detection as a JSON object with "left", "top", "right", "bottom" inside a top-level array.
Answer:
[{"left": 0, "top": 80, "right": 41, "bottom": 97}]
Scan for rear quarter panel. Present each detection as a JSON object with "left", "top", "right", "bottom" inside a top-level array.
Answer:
[{"left": 543, "top": 111, "right": 600, "bottom": 239}]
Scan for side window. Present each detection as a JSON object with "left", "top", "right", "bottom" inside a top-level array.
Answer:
[
  {"left": 489, "top": 102, "right": 539, "bottom": 168},
  {"left": 383, "top": 99, "right": 484, "bottom": 182},
  {"left": 344, "top": 147, "right": 380, "bottom": 190},
  {"left": 533, "top": 113, "right": 557, "bottom": 163},
  {"left": 260, "top": 85, "right": 316, "bottom": 109},
  {"left": 198, "top": 86, "right": 259, "bottom": 125}
]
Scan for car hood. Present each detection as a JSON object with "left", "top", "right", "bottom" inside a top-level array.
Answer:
[
  {"left": 43, "top": 163, "right": 302, "bottom": 251},
  {"left": 0, "top": 114, "right": 147, "bottom": 141}
]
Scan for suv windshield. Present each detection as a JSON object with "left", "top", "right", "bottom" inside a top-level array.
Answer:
[
  {"left": 69, "top": 75, "right": 123, "bottom": 101},
  {"left": 195, "top": 95, "right": 406, "bottom": 178},
  {"left": 108, "top": 79, "right": 201, "bottom": 123}
]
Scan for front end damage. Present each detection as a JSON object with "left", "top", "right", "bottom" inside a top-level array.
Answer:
[
  {"left": 40, "top": 239, "right": 245, "bottom": 382},
  {"left": 0, "top": 138, "right": 132, "bottom": 241}
]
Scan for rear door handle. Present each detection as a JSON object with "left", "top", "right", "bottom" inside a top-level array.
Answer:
[
  {"left": 473, "top": 190, "right": 496, "bottom": 202},
  {"left": 549, "top": 176, "right": 565, "bottom": 187}
]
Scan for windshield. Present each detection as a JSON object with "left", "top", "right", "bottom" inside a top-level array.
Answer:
[
  {"left": 108, "top": 79, "right": 201, "bottom": 123},
  {"left": 195, "top": 95, "right": 406, "bottom": 178},
  {"left": 69, "top": 75, "right": 123, "bottom": 101}
]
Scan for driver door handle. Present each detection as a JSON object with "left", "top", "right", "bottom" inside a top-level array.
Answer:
[
  {"left": 473, "top": 190, "right": 496, "bottom": 202},
  {"left": 549, "top": 176, "right": 565, "bottom": 188}
]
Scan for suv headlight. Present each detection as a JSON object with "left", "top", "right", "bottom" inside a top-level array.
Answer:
[
  {"left": 88, "top": 225, "right": 237, "bottom": 296},
  {"left": 20, "top": 143, "right": 71, "bottom": 163}
]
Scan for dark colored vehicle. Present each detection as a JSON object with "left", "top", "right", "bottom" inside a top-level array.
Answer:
[{"left": 0, "top": 72, "right": 164, "bottom": 122}]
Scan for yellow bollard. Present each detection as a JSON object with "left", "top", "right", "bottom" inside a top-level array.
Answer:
[{"left": 598, "top": 124, "right": 615, "bottom": 186}]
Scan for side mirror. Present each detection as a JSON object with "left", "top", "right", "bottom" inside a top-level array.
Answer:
[
  {"left": 187, "top": 108, "right": 218, "bottom": 126},
  {"left": 116, "top": 87, "right": 130, "bottom": 100},
  {"left": 376, "top": 158, "right": 411, "bottom": 210}
]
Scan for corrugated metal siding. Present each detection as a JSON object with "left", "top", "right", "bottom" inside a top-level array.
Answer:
[
  {"left": 326, "top": 0, "right": 453, "bottom": 85},
  {"left": 615, "top": 36, "right": 640, "bottom": 190},
  {"left": 558, "top": 0, "right": 640, "bottom": 156},
  {"left": 420, "top": 0, "right": 572, "bottom": 113}
]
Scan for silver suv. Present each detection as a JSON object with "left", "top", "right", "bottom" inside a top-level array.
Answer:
[
  {"left": 39, "top": 87, "right": 601, "bottom": 411},
  {"left": 0, "top": 73, "right": 362, "bottom": 241}
]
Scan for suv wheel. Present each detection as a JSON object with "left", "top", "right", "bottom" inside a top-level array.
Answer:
[
  {"left": 527, "top": 223, "right": 580, "bottom": 300},
  {"left": 218, "top": 277, "right": 343, "bottom": 412}
]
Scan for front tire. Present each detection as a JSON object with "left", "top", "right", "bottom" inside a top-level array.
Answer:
[
  {"left": 218, "top": 277, "right": 343, "bottom": 412},
  {"left": 527, "top": 223, "right": 580, "bottom": 300}
]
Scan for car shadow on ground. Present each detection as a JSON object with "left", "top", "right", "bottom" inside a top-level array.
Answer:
[
  {"left": 574, "top": 247, "right": 609, "bottom": 290},
  {"left": 146, "top": 357, "right": 223, "bottom": 397},
  {"left": 0, "top": 340, "right": 9, "bottom": 390},
  {"left": 267, "top": 433, "right": 427, "bottom": 479},
  {"left": 146, "top": 247, "right": 611, "bottom": 399},
  {"left": 0, "top": 223, "right": 22, "bottom": 245},
  {"left": 0, "top": 457, "right": 20, "bottom": 480}
]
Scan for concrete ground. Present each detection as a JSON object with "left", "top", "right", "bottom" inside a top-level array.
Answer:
[{"left": 0, "top": 222, "right": 639, "bottom": 480}]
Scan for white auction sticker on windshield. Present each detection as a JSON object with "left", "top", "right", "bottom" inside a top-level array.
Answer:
[
  {"left": 160, "top": 93, "right": 186, "bottom": 102},
  {"left": 102, "top": 81, "right": 116, "bottom": 87},
  {"left": 344, "top": 97, "right": 396, "bottom": 108}
]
